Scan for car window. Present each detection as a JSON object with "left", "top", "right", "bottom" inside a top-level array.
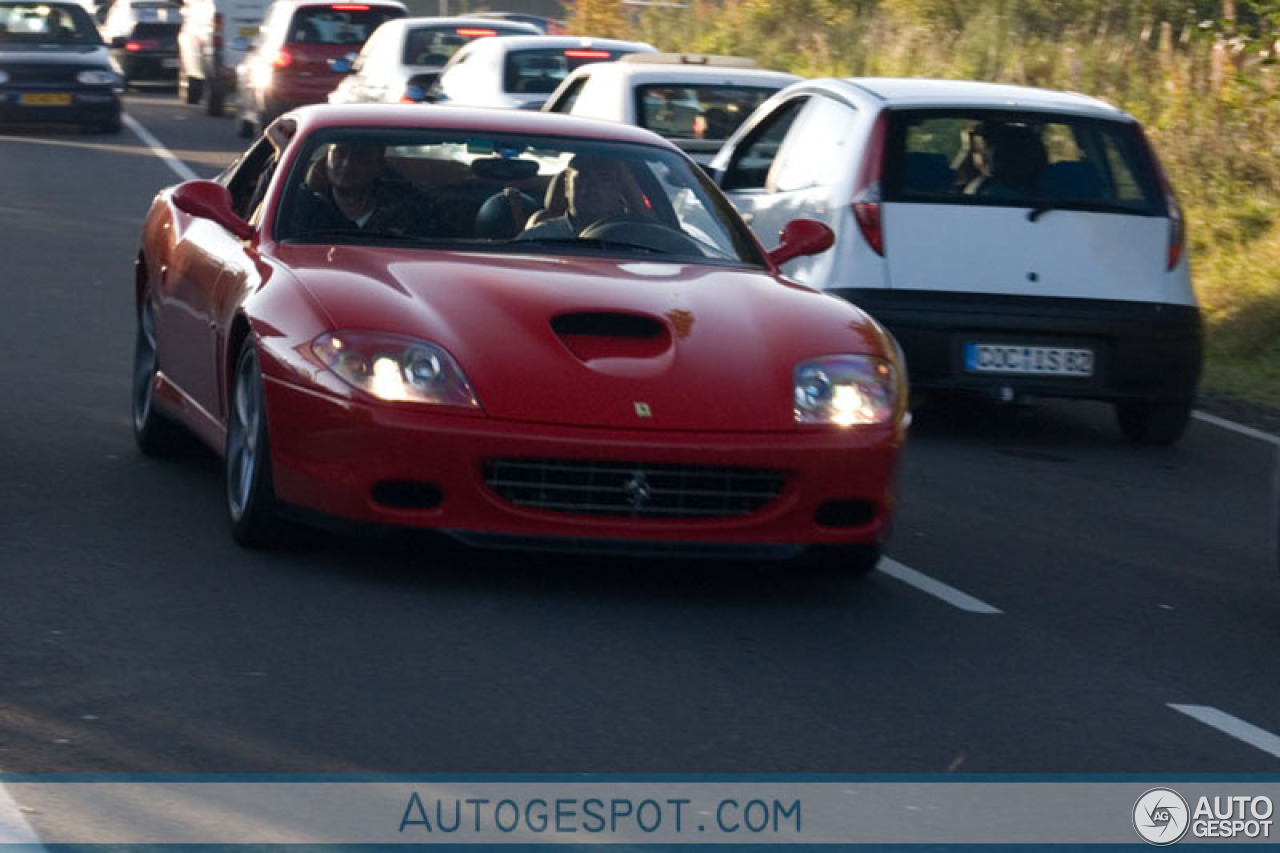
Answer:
[
  {"left": 0, "top": 1, "right": 101, "bottom": 44},
  {"left": 766, "top": 94, "right": 858, "bottom": 192},
  {"left": 273, "top": 128, "right": 764, "bottom": 266},
  {"left": 401, "top": 23, "right": 527, "bottom": 67},
  {"left": 220, "top": 137, "right": 278, "bottom": 223},
  {"left": 635, "top": 84, "right": 783, "bottom": 142},
  {"left": 719, "top": 96, "right": 807, "bottom": 192},
  {"left": 503, "top": 47, "right": 632, "bottom": 95},
  {"left": 285, "top": 5, "right": 402, "bottom": 46},
  {"left": 883, "top": 109, "right": 1164, "bottom": 213}
]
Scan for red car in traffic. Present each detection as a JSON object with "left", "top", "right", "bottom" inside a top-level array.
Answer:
[{"left": 132, "top": 105, "right": 908, "bottom": 575}]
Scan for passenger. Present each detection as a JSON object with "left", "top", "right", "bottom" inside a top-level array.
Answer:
[
  {"left": 293, "top": 141, "right": 444, "bottom": 237},
  {"left": 963, "top": 123, "right": 1048, "bottom": 199},
  {"left": 519, "top": 154, "right": 637, "bottom": 240}
]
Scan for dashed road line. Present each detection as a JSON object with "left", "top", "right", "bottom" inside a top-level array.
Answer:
[
  {"left": 1169, "top": 704, "right": 1280, "bottom": 760},
  {"left": 878, "top": 557, "right": 1003, "bottom": 614},
  {"left": 124, "top": 112, "right": 200, "bottom": 183},
  {"left": 1193, "top": 411, "right": 1280, "bottom": 446}
]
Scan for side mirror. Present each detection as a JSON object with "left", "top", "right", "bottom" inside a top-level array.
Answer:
[
  {"left": 328, "top": 57, "right": 353, "bottom": 74},
  {"left": 767, "top": 219, "right": 834, "bottom": 267},
  {"left": 171, "top": 180, "right": 254, "bottom": 241}
]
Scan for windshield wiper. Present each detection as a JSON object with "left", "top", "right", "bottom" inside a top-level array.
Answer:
[{"left": 1027, "top": 201, "right": 1151, "bottom": 222}]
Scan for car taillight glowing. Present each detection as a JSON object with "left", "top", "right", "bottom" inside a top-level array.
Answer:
[
  {"left": 272, "top": 48, "right": 293, "bottom": 68},
  {"left": 125, "top": 41, "right": 141, "bottom": 51},
  {"left": 852, "top": 110, "right": 889, "bottom": 256},
  {"left": 331, "top": 3, "right": 369, "bottom": 9},
  {"left": 455, "top": 27, "right": 496, "bottom": 36},
  {"left": 564, "top": 49, "right": 611, "bottom": 59},
  {"left": 1137, "top": 125, "right": 1185, "bottom": 270}
]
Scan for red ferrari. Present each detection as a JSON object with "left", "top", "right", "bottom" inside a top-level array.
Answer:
[{"left": 132, "top": 104, "right": 908, "bottom": 575}]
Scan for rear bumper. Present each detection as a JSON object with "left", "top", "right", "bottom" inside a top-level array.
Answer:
[
  {"left": 262, "top": 373, "right": 904, "bottom": 550},
  {"left": 832, "top": 289, "right": 1203, "bottom": 403},
  {"left": 119, "top": 53, "right": 180, "bottom": 81}
]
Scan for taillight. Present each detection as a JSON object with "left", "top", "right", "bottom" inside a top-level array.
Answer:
[
  {"left": 272, "top": 48, "right": 293, "bottom": 68},
  {"left": 564, "top": 49, "right": 611, "bottom": 59},
  {"left": 1137, "top": 125, "right": 1184, "bottom": 270},
  {"left": 852, "top": 110, "right": 889, "bottom": 256},
  {"left": 455, "top": 27, "right": 496, "bottom": 37},
  {"left": 212, "top": 12, "right": 223, "bottom": 50},
  {"left": 124, "top": 41, "right": 142, "bottom": 51},
  {"left": 331, "top": 4, "right": 370, "bottom": 10}
]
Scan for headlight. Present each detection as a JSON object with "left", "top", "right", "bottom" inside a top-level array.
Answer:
[
  {"left": 77, "top": 69, "right": 121, "bottom": 86},
  {"left": 793, "top": 355, "right": 899, "bottom": 426},
  {"left": 312, "top": 332, "right": 480, "bottom": 408}
]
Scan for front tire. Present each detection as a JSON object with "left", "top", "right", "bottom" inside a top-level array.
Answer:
[
  {"left": 132, "top": 298, "right": 184, "bottom": 455},
  {"left": 226, "top": 339, "right": 282, "bottom": 547},
  {"left": 1115, "top": 399, "right": 1193, "bottom": 445}
]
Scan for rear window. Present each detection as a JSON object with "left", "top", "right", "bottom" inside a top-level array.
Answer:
[
  {"left": 0, "top": 2, "right": 100, "bottom": 44},
  {"left": 503, "top": 47, "right": 632, "bottom": 95},
  {"left": 635, "top": 84, "right": 780, "bottom": 142},
  {"left": 401, "top": 23, "right": 530, "bottom": 66},
  {"left": 884, "top": 110, "right": 1164, "bottom": 215},
  {"left": 131, "top": 21, "right": 178, "bottom": 38},
  {"left": 285, "top": 4, "right": 403, "bottom": 46}
]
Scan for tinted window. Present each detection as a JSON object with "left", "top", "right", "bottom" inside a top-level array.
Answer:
[
  {"left": 635, "top": 84, "right": 781, "bottom": 142},
  {"left": 503, "top": 48, "right": 631, "bottom": 95},
  {"left": 719, "top": 97, "right": 806, "bottom": 191},
  {"left": 401, "top": 24, "right": 529, "bottom": 66},
  {"left": 0, "top": 2, "right": 100, "bottom": 44},
  {"left": 884, "top": 109, "right": 1163, "bottom": 214},
  {"left": 286, "top": 5, "right": 402, "bottom": 46}
]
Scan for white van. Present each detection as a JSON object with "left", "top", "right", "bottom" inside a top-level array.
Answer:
[
  {"left": 712, "top": 78, "right": 1203, "bottom": 444},
  {"left": 176, "top": 0, "right": 270, "bottom": 114}
]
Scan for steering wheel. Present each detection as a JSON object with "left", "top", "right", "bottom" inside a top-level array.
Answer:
[{"left": 578, "top": 214, "right": 706, "bottom": 256}]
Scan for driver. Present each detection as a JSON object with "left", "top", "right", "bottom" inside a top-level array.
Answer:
[{"left": 519, "top": 154, "right": 638, "bottom": 240}]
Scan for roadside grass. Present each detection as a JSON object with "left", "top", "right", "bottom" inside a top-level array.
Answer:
[{"left": 602, "top": 0, "right": 1280, "bottom": 410}]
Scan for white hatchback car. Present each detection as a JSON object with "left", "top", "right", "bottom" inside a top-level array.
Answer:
[
  {"left": 326, "top": 15, "right": 540, "bottom": 105},
  {"left": 426, "top": 34, "right": 656, "bottom": 110},
  {"left": 542, "top": 53, "right": 800, "bottom": 165},
  {"left": 712, "top": 77, "right": 1203, "bottom": 444}
]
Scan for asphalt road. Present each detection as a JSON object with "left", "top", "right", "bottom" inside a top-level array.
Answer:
[{"left": 0, "top": 91, "right": 1277, "bottom": 778}]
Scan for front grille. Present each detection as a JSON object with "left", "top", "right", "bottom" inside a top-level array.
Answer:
[
  {"left": 484, "top": 459, "right": 785, "bottom": 520},
  {"left": 1, "top": 64, "right": 91, "bottom": 85}
]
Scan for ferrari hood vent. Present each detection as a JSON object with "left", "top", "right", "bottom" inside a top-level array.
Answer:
[
  {"left": 550, "top": 311, "right": 672, "bottom": 365},
  {"left": 551, "top": 312, "right": 665, "bottom": 338}
]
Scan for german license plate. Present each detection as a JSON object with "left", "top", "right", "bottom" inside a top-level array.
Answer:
[
  {"left": 964, "top": 343, "right": 1094, "bottom": 377},
  {"left": 20, "top": 92, "right": 71, "bottom": 106}
]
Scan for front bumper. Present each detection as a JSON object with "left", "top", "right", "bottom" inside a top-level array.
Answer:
[
  {"left": 0, "top": 87, "right": 120, "bottom": 125},
  {"left": 262, "top": 374, "right": 904, "bottom": 550},
  {"left": 834, "top": 289, "right": 1203, "bottom": 404}
]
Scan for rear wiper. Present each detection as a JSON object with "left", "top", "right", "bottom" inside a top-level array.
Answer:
[{"left": 1027, "top": 201, "right": 1150, "bottom": 222}]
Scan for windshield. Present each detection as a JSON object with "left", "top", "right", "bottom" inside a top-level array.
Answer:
[
  {"left": 884, "top": 109, "right": 1164, "bottom": 215},
  {"left": 275, "top": 128, "right": 764, "bottom": 266},
  {"left": 0, "top": 2, "right": 102, "bottom": 45}
]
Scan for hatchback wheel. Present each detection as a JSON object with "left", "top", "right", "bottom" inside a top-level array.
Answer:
[
  {"left": 226, "top": 339, "right": 282, "bottom": 547},
  {"left": 1115, "top": 399, "right": 1193, "bottom": 445}
]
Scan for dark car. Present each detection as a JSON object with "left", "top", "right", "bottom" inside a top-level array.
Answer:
[
  {"left": 102, "top": 2, "right": 181, "bottom": 87},
  {"left": 0, "top": 0, "right": 123, "bottom": 132}
]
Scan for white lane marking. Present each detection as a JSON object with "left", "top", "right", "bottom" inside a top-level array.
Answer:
[
  {"left": 124, "top": 113, "right": 200, "bottom": 183},
  {"left": 878, "top": 557, "right": 1003, "bottom": 614},
  {"left": 0, "top": 778, "right": 44, "bottom": 846},
  {"left": 1169, "top": 703, "right": 1280, "bottom": 759},
  {"left": 1193, "top": 410, "right": 1280, "bottom": 446}
]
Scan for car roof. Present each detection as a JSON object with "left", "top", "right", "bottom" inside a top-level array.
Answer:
[
  {"left": 803, "top": 77, "right": 1129, "bottom": 120},
  {"left": 574, "top": 62, "right": 800, "bottom": 87},
  {"left": 284, "top": 102, "right": 684, "bottom": 147},
  {"left": 465, "top": 34, "right": 656, "bottom": 55}
]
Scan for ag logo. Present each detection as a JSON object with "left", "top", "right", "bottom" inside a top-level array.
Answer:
[{"left": 1134, "top": 788, "right": 1190, "bottom": 845}]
